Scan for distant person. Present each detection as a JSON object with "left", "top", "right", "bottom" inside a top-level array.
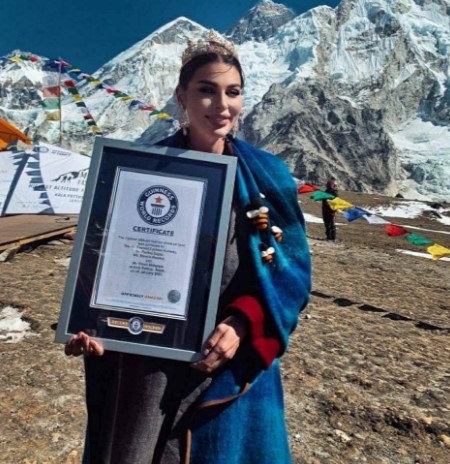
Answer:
[{"left": 322, "top": 178, "right": 338, "bottom": 241}]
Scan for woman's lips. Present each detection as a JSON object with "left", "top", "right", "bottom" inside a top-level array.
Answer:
[{"left": 206, "top": 115, "right": 231, "bottom": 127}]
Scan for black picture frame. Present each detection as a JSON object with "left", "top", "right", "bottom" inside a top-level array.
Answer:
[{"left": 55, "top": 137, "right": 236, "bottom": 362}]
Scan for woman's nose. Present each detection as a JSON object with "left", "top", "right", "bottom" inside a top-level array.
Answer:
[{"left": 214, "top": 92, "right": 227, "bottom": 109}]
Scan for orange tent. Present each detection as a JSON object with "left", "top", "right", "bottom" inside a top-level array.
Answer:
[{"left": 0, "top": 119, "right": 31, "bottom": 150}]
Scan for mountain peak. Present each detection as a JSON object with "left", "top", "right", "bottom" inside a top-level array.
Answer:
[
  {"left": 227, "top": 1, "right": 295, "bottom": 44},
  {"left": 147, "top": 17, "right": 206, "bottom": 45}
]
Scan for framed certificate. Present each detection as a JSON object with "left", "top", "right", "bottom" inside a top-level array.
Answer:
[{"left": 55, "top": 137, "right": 237, "bottom": 362}]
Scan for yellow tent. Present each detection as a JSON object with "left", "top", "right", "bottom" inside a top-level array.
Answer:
[{"left": 0, "top": 119, "right": 31, "bottom": 150}]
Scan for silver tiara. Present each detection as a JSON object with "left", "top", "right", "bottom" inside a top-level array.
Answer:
[{"left": 181, "top": 29, "right": 239, "bottom": 66}]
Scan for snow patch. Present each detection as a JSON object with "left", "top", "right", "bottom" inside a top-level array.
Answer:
[
  {"left": 303, "top": 213, "right": 323, "bottom": 223},
  {"left": 363, "top": 201, "right": 450, "bottom": 227},
  {"left": 0, "top": 306, "right": 36, "bottom": 343}
]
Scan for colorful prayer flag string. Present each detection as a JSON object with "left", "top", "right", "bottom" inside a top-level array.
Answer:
[
  {"left": 298, "top": 183, "right": 450, "bottom": 261},
  {"left": 9, "top": 53, "right": 174, "bottom": 125},
  {"left": 61, "top": 75, "right": 102, "bottom": 134}
]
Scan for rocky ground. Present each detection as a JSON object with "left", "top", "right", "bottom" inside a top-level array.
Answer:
[{"left": 0, "top": 191, "right": 449, "bottom": 464}]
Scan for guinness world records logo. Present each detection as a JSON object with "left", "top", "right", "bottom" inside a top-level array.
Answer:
[
  {"left": 137, "top": 185, "right": 178, "bottom": 226},
  {"left": 128, "top": 317, "right": 144, "bottom": 335}
]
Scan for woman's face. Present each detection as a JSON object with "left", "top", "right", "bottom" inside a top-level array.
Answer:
[{"left": 178, "top": 61, "right": 243, "bottom": 146}]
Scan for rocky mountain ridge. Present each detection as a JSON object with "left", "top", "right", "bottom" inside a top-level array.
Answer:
[{"left": 0, "top": 0, "right": 449, "bottom": 201}]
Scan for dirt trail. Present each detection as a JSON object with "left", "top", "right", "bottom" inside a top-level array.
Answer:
[{"left": 1, "top": 192, "right": 449, "bottom": 463}]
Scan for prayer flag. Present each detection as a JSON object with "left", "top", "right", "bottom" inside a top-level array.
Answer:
[
  {"left": 385, "top": 224, "right": 408, "bottom": 236},
  {"left": 43, "top": 86, "right": 61, "bottom": 98},
  {"left": 298, "top": 183, "right": 320, "bottom": 194},
  {"left": 363, "top": 214, "right": 390, "bottom": 225},
  {"left": 72, "top": 95, "right": 83, "bottom": 102},
  {"left": 342, "top": 207, "right": 368, "bottom": 222},
  {"left": 406, "top": 233, "right": 434, "bottom": 247},
  {"left": 10, "top": 56, "right": 23, "bottom": 63},
  {"left": 43, "top": 74, "right": 60, "bottom": 88},
  {"left": 310, "top": 191, "right": 335, "bottom": 201},
  {"left": 120, "top": 96, "right": 134, "bottom": 102},
  {"left": 42, "top": 60, "right": 60, "bottom": 71},
  {"left": 157, "top": 112, "right": 170, "bottom": 120},
  {"left": 138, "top": 105, "right": 155, "bottom": 111},
  {"left": 327, "top": 197, "right": 353, "bottom": 211},
  {"left": 45, "top": 110, "right": 61, "bottom": 121},
  {"left": 63, "top": 79, "right": 76, "bottom": 88},
  {"left": 41, "top": 98, "right": 60, "bottom": 110},
  {"left": 426, "top": 244, "right": 450, "bottom": 260},
  {"left": 56, "top": 59, "right": 70, "bottom": 67}
]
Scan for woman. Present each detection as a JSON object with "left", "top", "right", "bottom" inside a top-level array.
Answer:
[{"left": 66, "top": 30, "right": 311, "bottom": 464}]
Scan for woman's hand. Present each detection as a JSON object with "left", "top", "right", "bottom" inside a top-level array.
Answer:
[
  {"left": 191, "top": 314, "right": 248, "bottom": 373},
  {"left": 64, "top": 331, "right": 104, "bottom": 357}
]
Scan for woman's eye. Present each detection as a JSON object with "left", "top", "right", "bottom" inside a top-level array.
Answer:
[
  {"left": 198, "top": 87, "right": 215, "bottom": 94},
  {"left": 228, "top": 89, "right": 242, "bottom": 97}
]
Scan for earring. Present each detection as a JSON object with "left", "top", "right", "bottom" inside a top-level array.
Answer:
[{"left": 179, "top": 108, "right": 189, "bottom": 136}]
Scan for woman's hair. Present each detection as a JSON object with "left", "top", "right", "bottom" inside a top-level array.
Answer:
[{"left": 178, "top": 52, "right": 245, "bottom": 90}]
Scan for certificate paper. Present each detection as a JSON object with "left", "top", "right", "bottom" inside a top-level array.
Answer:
[{"left": 91, "top": 168, "right": 205, "bottom": 319}]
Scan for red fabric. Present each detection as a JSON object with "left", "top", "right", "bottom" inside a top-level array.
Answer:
[
  {"left": 63, "top": 79, "right": 75, "bottom": 88},
  {"left": 226, "top": 295, "right": 281, "bottom": 369},
  {"left": 297, "top": 183, "right": 319, "bottom": 194},
  {"left": 43, "top": 85, "right": 61, "bottom": 97},
  {"left": 139, "top": 105, "right": 156, "bottom": 111},
  {"left": 385, "top": 224, "right": 408, "bottom": 236}
]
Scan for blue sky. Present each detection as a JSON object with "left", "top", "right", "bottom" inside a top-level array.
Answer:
[{"left": 1, "top": 0, "right": 340, "bottom": 73}]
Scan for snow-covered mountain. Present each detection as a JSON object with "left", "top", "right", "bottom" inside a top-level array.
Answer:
[
  {"left": 226, "top": 0, "right": 295, "bottom": 43},
  {"left": 1, "top": 0, "right": 449, "bottom": 202}
]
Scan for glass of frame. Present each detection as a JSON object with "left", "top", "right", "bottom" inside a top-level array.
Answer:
[{"left": 55, "top": 137, "right": 236, "bottom": 362}]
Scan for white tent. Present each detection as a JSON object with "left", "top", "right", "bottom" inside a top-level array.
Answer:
[{"left": 0, "top": 142, "right": 90, "bottom": 216}]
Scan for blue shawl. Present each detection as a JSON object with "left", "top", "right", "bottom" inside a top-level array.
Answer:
[{"left": 159, "top": 134, "right": 311, "bottom": 464}]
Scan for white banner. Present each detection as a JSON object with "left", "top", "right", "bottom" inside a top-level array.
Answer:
[
  {"left": 0, "top": 151, "right": 20, "bottom": 214},
  {"left": 5, "top": 142, "right": 90, "bottom": 215}
]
